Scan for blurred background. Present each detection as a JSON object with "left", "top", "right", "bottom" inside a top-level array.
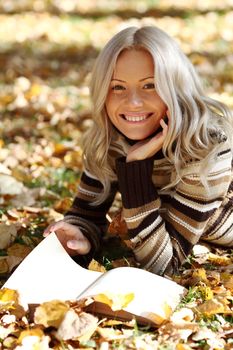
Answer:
[{"left": 0, "top": 0, "right": 233, "bottom": 279}]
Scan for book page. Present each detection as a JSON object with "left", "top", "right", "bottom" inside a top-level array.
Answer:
[
  {"left": 3, "top": 232, "right": 101, "bottom": 304},
  {"left": 3, "top": 233, "right": 185, "bottom": 324},
  {"left": 79, "top": 266, "right": 185, "bottom": 321}
]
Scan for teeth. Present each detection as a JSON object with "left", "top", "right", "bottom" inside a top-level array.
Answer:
[{"left": 124, "top": 114, "right": 148, "bottom": 122}]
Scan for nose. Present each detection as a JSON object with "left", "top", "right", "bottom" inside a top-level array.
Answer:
[{"left": 126, "top": 89, "right": 143, "bottom": 107}]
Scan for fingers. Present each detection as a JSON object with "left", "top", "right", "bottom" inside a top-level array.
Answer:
[
  {"left": 43, "top": 221, "right": 76, "bottom": 238},
  {"left": 67, "top": 238, "right": 91, "bottom": 255},
  {"left": 160, "top": 118, "right": 167, "bottom": 129},
  {"left": 43, "top": 221, "right": 64, "bottom": 237},
  {"left": 43, "top": 221, "right": 91, "bottom": 256}
]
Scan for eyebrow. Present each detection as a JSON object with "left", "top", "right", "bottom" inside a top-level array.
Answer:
[{"left": 111, "top": 76, "right": 154, "bottom": 82}]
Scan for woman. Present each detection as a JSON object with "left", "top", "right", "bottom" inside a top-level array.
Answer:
[{"left": 44, "top": 26, "right": 233, "bottom": 276}]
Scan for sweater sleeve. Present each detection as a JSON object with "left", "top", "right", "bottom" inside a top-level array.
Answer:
[
  {"left": 115, "top": 146, "right": 233, "bottom": 276},
  {"left": 63, "top": 169, "right": 117, "bottom": 258}
]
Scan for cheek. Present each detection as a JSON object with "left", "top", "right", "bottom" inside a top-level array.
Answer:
[
  {"left": 105, "top": 95, "right": 120, "bottom": 115},
  {"left": 153, "top": 96, "right": 167, "bottom": 113}
]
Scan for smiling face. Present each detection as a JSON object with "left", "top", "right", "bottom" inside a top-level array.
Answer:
[{"left": 105, "top": 48, "right": 167, "bottom": 140}]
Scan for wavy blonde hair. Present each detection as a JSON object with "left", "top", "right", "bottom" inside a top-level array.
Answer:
[{"left": 83, "top": 26, "right": 233, "bottom": 203}]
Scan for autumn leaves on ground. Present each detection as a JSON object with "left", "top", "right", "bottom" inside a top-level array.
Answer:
[{"left": 0, "top": 1, "right": 233, "bottom": 349}]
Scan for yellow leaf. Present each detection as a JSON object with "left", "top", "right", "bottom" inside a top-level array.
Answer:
[
  {"left": 17, "top": 329, "right": 44, "bottom": 344},
  {"left": 197, "top": 286, "right": 213, "bottom": 301},
  {"left": 208, "top": 253, "right": 231, "bottom": 266},
  {"left": 34, "top": 300, "right": 69, "bottom": 328},
  {"left": 0, "top": 288, "right": 19, "bottom": 303},
  {"left": 191, "top": 268, "right": 208, "bottom": 283},
  {"left": 88, "top": 259, "right": 106, "bottom": 273},
  {"left": 176, "top": 344, "right": 192, "bottom": 350},
  {"left": 94, "top": 292, "right": 134, "bottom": 311}
]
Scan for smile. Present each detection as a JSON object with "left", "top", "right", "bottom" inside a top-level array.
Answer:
[{"left": 119, "top": 113, "right": 153, "bottom": 122}]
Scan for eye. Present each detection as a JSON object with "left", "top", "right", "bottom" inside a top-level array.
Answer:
[
  {"left": 143, "top": 83, "right": 155, "bottom": 90},
  {"left": 111, "top": 84, "right": 125, "bottom": 91}
]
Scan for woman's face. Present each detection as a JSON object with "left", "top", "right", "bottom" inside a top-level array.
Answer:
[{"left": 105, "top": 48, "right": 167, "bottom": 140}]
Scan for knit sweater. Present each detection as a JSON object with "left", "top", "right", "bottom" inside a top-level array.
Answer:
[{"left": 64, "top": 140, "right": 233, "bottom": 276}]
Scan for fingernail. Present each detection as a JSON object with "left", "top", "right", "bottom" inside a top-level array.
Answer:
[{"left": 67, "top": 240, "right": 78, "bottom": 249}]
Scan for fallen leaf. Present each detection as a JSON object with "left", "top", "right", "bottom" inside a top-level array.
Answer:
[
  {"left": 196, "top": 298, "right": 226, "bottom": 315},
  {"left": 0, "top": 258, "right": 9, "bottom": 274},
  {"left": 108, "top": 211, "right": 128, "bottom": 238},
  {"left": 34, "top": 300, "right": 69, "bottom": 328},
  {"left": 0, "top": 288, "right": 19, "bottom": 304},
  {"left": 208, "top": 253, "right": 232, "bottom": 266},
  {"left": 93, "top": 292, "right": 134, "bottom": 311},
  {"left": 220, "top": 273, "right": 233, "bottom": 292},
  {"left": 0, "top": 223, "right": 17, "bottom": 249},
  {"left": 7, "top": 243, "right": 32, "bottom": 259},
  {"left": 170, "top": 308, "right": 194, "bottom": 324},
  {"left": 6, "top": 255, "right": 24, "bottom": 272},
  {"left": 55, "top": 309, "right": 98, "bottom": 341},
  {"left": 144, "top": 303, "right": 173, "bottom": 325},
  {"left": 88, "top": 259, "right": 106, "bottom": 273},
  {"left": 17, "top": 328, "right": 45, "bottom": 344}
]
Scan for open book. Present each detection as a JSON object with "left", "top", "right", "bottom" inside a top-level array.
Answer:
[{"left": 3, "top": 232, "right": 185, "bottom": 325}]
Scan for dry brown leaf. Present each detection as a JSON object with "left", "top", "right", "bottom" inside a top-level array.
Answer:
[
  {"left": 7, "top": 243, "right": 32, "bottom": 259},
  {"left": 196, "top": 298, "right": 226, "bottom": 315},
  {"left": 0, "top": 258, "right": 9, "bottom": 274},
  {"left": 220, "top": 273, "right": 233, "bottom": 292},
  {"left": 54, "top": 197, "right": 73, "bottom": 212},
  {"left": 0, "top": 223, "right": 17, "bottom": 249},
  {"left": 108, "top": 211, "right": 128, "bottom": 238},
  {"left": 6, "top": 255, "right": 23, "bottom": 272}
]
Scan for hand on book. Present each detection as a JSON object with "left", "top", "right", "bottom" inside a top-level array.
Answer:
[{"left": 43, "top": 221, "right": 91, "bottom": 257}]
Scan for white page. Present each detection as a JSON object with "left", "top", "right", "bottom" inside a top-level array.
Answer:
[
  {"left": 79, "top": 266, "right": 185, "bottom": 319},
  {"left": 3, "top": 232, "right": 101, "bottom": 304}
]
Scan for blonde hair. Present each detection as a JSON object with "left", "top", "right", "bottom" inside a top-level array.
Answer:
[{"left": 83, "top": 26, "right": 233, "bottom": 203}]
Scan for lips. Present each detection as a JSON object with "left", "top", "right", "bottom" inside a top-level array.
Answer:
[{"left": 119, "top": 112, "right": 153, "bottom": 122}]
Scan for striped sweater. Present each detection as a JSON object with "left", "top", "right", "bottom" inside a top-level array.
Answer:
[{"left": 64, "top": 139, "right": 233, "bottom": 276}]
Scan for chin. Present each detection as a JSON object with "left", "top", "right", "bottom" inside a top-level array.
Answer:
[{"left": 124, "top": 133, "right": 152, "bottom": 141}]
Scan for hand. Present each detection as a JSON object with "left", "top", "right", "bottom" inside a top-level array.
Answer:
[
  {"left": 126, "top": 118, "right": 168, "bottom": 162},
  {"left": 43, "top": 221, "right": 91, "bottom": 257}
]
